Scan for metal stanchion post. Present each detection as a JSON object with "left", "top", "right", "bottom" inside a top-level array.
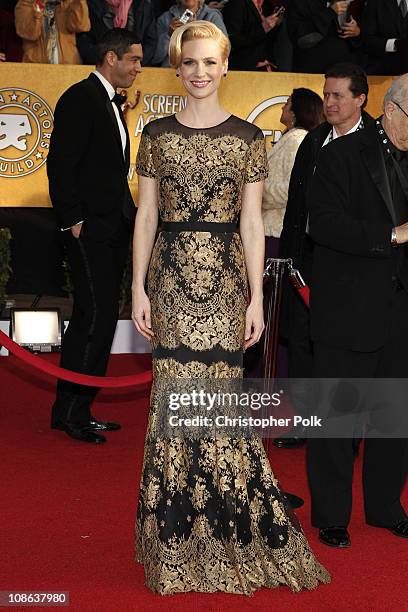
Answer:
[{"left": 262, "top": 258, "right": 290, "bottom": 453}]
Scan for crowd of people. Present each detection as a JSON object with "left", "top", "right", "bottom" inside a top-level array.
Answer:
[{"left": 1, "top": 0, "right": 408, "bottom": 75}]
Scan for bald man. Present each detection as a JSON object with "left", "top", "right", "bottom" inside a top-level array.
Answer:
[{"left": 308, "top": 74, "right": 408, "bottom": 547}]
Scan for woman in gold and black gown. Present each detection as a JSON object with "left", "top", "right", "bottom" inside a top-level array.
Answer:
[{"left": 132, "top": 20, "right": 330, "bottom": 596}]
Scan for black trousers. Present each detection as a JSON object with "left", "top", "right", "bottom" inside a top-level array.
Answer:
[
  {"left": 308, "top": 287, "right": 408, "bottom": 528},
  {"left": 53, "top": 219, "right": 130, "bottom": 426}
]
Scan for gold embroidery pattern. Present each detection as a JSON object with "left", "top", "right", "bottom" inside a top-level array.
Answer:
[
  {"left": 136, "top": 116, "right": 329, "bottom": 595},
  {"left": 152, "top": 358, "right": 243, "bottom": 379},
  {"left": 136, "top": 132, "right": 155, "bottom": 177},
  {"left": 244, "top": 138, "right": 270, "bottom": 183},
  {"left": 148, "top": 232, "right": 247, "bottom": 353},
  {"left": 136, "top": 432, "right": 331, "bottom": 595},
  {"left": 136, "top": 129, "right": 268, "bottom": 222}
]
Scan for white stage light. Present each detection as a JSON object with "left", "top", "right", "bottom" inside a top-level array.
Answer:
[{"left": 10, "top": 309, "right": 63, "bottom": 352}]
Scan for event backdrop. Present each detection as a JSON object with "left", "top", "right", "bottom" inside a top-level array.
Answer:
[{"left": 0, "top": 63, "right": 393, "bottom": 208}]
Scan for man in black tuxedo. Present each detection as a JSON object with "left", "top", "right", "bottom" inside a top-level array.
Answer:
[
  {"left": 278, "top": 63, "right": 372, "bottom": 449},
  {"left": 47, "top": 29, "right": 142, "bottom": 443},
  {"left": 307, "top": 74, "right": 408, "bottom": 546},
  {"left": 362, "top": 0, "right": 408, "bottom": 76}
]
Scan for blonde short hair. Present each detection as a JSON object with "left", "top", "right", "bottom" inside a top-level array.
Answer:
[{"left": 168, "top": 21, "right": 231, "bottom": 68}]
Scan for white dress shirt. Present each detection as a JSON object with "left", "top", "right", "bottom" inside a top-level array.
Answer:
[
  {"left": 93, "top": 70, "right": 127, "bottom": 156},
  {"left": 322, "top": 117, "right": 363, "bottom": 147}
]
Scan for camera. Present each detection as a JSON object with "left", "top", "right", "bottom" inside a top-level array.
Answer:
[{"left": 179, "top": 9, "right": 194, "bottom": 24}]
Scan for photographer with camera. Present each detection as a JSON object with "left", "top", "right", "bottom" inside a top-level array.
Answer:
[
  {"left": 153, "top": 0, "right": 227, "bottom": 66},
  {"left": 14, "top": 0, "right": 90, "bottom": 63}
]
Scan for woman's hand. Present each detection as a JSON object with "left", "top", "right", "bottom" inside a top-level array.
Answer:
[
  {"left": 244, "top": 298, "right": 264, "bottom": 350},
  {"left": 256, "top": 59, "right": 277, "bottom": 71},
  {"left": 169, "top": 17, "right": 185, "bottom": 34},
  {"left": 132, "top": 289, "right": 154, "bottom": 341},
  {"left": 262, "top": 11, "right": 284, "bottom": 34},
  {"left": 338, "top": 17, "right": 360, "bottom": 38}
]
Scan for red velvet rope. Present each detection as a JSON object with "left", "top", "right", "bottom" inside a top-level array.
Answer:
[
  {"left": 0, "top": 330, "right": 152, "bottom": 388},
  {"left": 298, "top": 286, "right": 310, "bottom": 307}
]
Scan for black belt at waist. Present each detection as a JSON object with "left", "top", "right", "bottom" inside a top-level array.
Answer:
[{"left": 160, "top": 221, "right": 239, "bottom": 233}]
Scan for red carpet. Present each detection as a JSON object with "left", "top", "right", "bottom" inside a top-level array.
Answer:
[{"left": 0, "top": 354, "right": 406, "bottom": 612}]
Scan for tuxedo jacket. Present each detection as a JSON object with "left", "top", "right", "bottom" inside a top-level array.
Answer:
[
  {"left": 309, "top": 122, "right": 408, "bottom": 352},
  {"left": 362, "top": 0, "right": 408, "bottom": 75},
  {"left": 47, "top": 73, "right": 135, "bottom": 241}
]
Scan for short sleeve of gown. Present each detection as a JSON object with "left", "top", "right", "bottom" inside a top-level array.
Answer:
[
  {"left": 136, "top": 126, "right": 156, "bottom": 178},
  {"left": 244, "top": 128, "right": 269, "bottom": 184}
]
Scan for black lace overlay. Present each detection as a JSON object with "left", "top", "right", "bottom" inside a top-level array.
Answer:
[{"left": 135, "top": 114, "right": 330, "bottom": 595}]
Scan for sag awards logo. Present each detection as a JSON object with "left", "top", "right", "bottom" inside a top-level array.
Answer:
[
  {"left": 134, "top": 93, "right": 187, "bottom": 136},
  {"left": 246, "top": 95, "right": 289, "bottom": 146},
  {"left": 0, "top": 88, "right": 54, "bottom": 178}
]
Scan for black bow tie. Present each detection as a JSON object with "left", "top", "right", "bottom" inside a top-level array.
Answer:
[{"left": 112, "top": 92, "right": 127, "bottom": 108}]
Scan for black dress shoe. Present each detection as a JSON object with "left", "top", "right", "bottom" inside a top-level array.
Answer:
[
  {"left": 273, "top": 437, "right": 306, "bottom": 449},
  {"left": 88, "top": 417, "right": 121, "bottom": 431},
  {"left": 367, "top": 518, "right": 408, "bottom": 538},
  {"left": 319, "top": 527, "right": 351, "bottom": 548},
  {"left": 389, "top": 519, "right": 408, "bottom": 538},
  {"left": 54, "top": 423, "right": 106, "bottom": 444},
  {"left": 284, "top": 491, "right": 305, "bottom": 509}
]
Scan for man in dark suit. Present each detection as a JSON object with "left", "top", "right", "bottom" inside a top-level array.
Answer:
[
  {"left": 362, "top": 0, "right": 408, "bottom": 75},
  {"left": 287, "top": 0, "right": 362, "bottom": 73},
  {"left": 278, "top": 63, "right": 372, "bottom": 449},
  {"left": 77, "top": 0, "right": 156, "bottom": 66},
  {"left": 222, "top": 0, "right": 283, "bottom": 70},
  {"left": 307, "top": 74, "right": 408, "bottom": 547},
  {"left": 47, "top": 29, "right": 142, "bottom": 443}
]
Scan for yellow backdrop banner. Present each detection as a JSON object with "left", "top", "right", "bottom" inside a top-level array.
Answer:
[{"left": 0, "top": 63, "right": 393, "bottom": 208}]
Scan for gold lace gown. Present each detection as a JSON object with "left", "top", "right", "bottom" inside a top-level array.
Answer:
[{"left": 135, "top": 114, "right": 330, "bottom": 595}]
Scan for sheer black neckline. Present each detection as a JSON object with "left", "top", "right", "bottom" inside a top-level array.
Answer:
[{"left": 173, "top": 113, "right": 234, "bottom": 130}]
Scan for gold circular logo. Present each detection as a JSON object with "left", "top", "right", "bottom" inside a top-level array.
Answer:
[
  {"left": 247, "top": 95, "right": 289, "bottom": 147},
  {"left": 0, "top": 87, "right": 54, "bottom": 178}
]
